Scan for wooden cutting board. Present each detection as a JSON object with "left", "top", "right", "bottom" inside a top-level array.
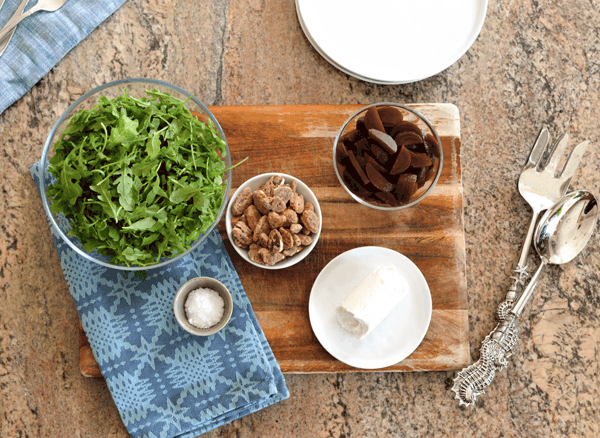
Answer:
[{"left": 78, "top": 103, "right": 469, "bottom": 376}]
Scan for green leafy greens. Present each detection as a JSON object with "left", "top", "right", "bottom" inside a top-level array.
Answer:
[{"left": 47, "top": 88, "right": 228, "bottom": 267}]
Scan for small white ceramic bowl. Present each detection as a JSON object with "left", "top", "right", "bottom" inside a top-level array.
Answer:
[
  {"left": 173, "top": 277, "right": 233, "bottom": 336},
  {"left": 225, "top": 173, "right": 322, "bottom": 269}
]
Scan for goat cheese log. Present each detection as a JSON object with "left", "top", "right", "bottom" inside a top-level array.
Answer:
[{"left": 335, "top": 266, "right": 408, "bottom": 338}]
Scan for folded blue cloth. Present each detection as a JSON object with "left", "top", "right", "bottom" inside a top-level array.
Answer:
[
  {"left": 0, "top": 0, "right": 127, "bottom": 114},
  {"left": 29, "top": 162, "right": 289, "bottom": 438}
]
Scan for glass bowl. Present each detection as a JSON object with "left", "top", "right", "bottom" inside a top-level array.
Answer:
[
  {"left": 39, "top": 78, "right": 231, "bottom": 271},
  {"left": 332, "top": 103, "right": 443, "bottom": 211}
]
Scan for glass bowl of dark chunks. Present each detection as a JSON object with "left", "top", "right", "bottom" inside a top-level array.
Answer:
[{"left": 333, "top": 103, "right": 443, "bottom": 210}]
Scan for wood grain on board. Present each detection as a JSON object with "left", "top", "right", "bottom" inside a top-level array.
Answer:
[{"left": 79, "top": 103, "right": 469, "bottom": 376}]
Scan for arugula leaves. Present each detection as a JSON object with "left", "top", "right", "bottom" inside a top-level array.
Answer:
[{"left": 47, "top": 88, "right": 228, "bottom": 267}]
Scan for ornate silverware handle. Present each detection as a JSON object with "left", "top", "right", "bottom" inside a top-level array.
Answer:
[
  {"left": 451, "top": 283, "right": 520, "bottom": 406},
  {"left": 451, "top": 213, "right": 539, "bottom": 406}
]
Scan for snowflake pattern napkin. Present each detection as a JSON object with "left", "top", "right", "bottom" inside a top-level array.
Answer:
[
  {"left": 29, "top": 162, "right": 289, "bottom": 438},
  {"left": 0, "top": 0, "right": 128, "bottom": 114}
]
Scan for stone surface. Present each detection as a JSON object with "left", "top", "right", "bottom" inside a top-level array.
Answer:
[{"left": 1, "top": 0, "right": 600, "bottom": 436}]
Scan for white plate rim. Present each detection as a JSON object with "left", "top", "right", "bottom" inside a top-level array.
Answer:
[
  {"left": 295, "top": 0, "right": 489, "bottom": 84},
  {"left": 308, "top": 246, "right": 432, "bottom": 369}
]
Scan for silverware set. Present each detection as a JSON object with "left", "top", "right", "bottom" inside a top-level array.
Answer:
[
  {"left": 451, "top": 129, "right": 597, "bottom": 406},
  {"left": 0, "top": 0, "right": 68, "bottom": 56}
]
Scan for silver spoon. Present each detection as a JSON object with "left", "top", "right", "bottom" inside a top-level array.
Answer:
[
  {"left": 451, "top": 190, "right": 597, "bottom": 406},
  {"left": 0, "top": 0, "right": 67, "bottom": 41},
  {"left": 511, "top": 190, "right": 598, "bottom": 317}
]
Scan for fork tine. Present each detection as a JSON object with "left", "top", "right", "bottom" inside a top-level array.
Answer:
[
  {"left": 544, "top": 132, "right": 569, "bottom": 173},
  {"left": 560, "top": 140, "right": 589, "bottom": 185},
  {"left": 526, "top": 127, "right": 551, "bottom": 167}
]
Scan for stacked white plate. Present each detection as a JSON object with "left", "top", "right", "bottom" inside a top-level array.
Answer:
[{"left": 296, "top": 0, "right": 488, "bottom": 84}]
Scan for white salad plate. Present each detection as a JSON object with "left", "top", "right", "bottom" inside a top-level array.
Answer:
[
  {"left": 308, "top": 246, "right": 432, "bottom": 369},
  {"left": 296, "top": 0, "right": 489, "bottom": 84}
]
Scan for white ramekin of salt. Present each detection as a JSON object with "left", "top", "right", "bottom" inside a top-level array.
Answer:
[
  {"left": 174, "top": 277, "right": 233, "bottom": 336},
  {"left": 185, "top": 287, "right": 225, "bottom": 329}
]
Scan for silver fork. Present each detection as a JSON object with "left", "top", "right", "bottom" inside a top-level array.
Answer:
[
  {"left": 451, "top": 128, "right": 589, "bottom": 407},
  {"left": 0, "top": 0, "right": 67, "bottom": 41},
  {"left": 0, "top": 0, "right": 30, "bottom": 56}
]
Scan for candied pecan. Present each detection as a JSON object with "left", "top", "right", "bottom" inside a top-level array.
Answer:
[
  {"left": 272, "top": 175, "right": 284, "bottom": 186},
  {"left": 292, "top": 233, "right": 302, "bottom": 246},
  {"left": 231, "top": 215, "right": 243, "bottom": 227},
  {"left": 279, "top": 227, "right": 294, "bottom": 249},
  {"left": 244, "top": 205, "right": 261, "bottom": 230},
  {"left": 274, "top": 185, "right": 294, "bottom": 204},
  {"left": 269, "top": 196, "right": 286, "bottom": 213},
  {"left": 299, "top": 235, "right": 313, "bottom": 246},
  {"left": 268, "top": 229, "right": 283, "bottom": 252},
  {"left": 253, "top": 215, "right": 271, "bottom": 242},
  {"left": 301, "top": 208, "right": 319, "bottom": 234},
  {"left": 259, "top": 248, "right": 285, "bottom": 266},
  {"left": 258, "top": 181, "right": 274, "bottom": 196},
  {"left": 291, "top": 179, "right": 297, "bottom": 193},
  {"left": 268, "top": 211, "right": 287, "bottom": 228},
  {"left": 259, "top": 175, "right": 283, "bottom": 196},
  {"left": 257, "top": 232, "right": 270, "bottom": 248},
  {"left": 283, "top": 246, "right": 301, "bottom": 257},
  {"left": 290, "top": 223, "right": 303, "bottom": 234},
  {"left": 258, "top": 177, "right": 275, "bottom": 197},
  {"left": 248, "top": 244, "right": 263, "bottom": 264},
  {"left": 282, "top": 208, "right": 298, "bottom": 226},
  {"left": 301, "top": 227, "right": 311, "bottom": 235},
  {"left": 232, "top": 221, "right": 253, "bottom": 248},
  {"left": 231, "top": 187, "right": 253, "bottom": 216},
  {"left": 290, "top": 193, "right": 304, "bottom": 214},
  {"left": 253, "top": 190, "right": 271, "bottom": 215},
  {"left": 304, "top": 202, "right": 314, "bottom": 214}
]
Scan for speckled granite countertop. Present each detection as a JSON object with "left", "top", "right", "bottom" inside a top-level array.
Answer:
[{"left": 1, "top": 1, "right": 599, "bottom": 436}]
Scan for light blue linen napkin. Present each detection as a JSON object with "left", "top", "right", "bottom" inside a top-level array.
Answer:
[
  {"left": 29, "top": 162, "right": 289, "bottom": 438},
  {"left": 0, "top": 0, "right": 127, "bottom": 114}
]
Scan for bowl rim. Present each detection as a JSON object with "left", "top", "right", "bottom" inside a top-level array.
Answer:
[
  {"left": 225, "top": 172, "right": 322, "bottom": 270},
  {"left": 332, "top": 102, "right": 443, "bottom": 211},
  {"left": 39, "top": 78, "right": 232, "bottom": 271},
  {"left": 173, "top": 276, "right": 233, "bottom": 336}
]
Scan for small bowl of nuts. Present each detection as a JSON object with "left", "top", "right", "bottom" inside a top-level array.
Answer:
[
  {"left": 225, "top": 173, "right": 322, "bottom": 269},
  {"left": 333, "top": 103, "right": 443, "bottom": 210}
]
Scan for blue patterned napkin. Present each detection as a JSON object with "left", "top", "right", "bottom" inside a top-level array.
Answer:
[
  {"left": 29, "top": 162, "right": 289, "bottom": 438},
  {"left": 0, "top": 0, "right": 128, "bottom": 114}
]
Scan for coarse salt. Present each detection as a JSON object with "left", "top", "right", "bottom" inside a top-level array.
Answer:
[{"left": 184, "top": 287, "right": 225, "bottom": 329}]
